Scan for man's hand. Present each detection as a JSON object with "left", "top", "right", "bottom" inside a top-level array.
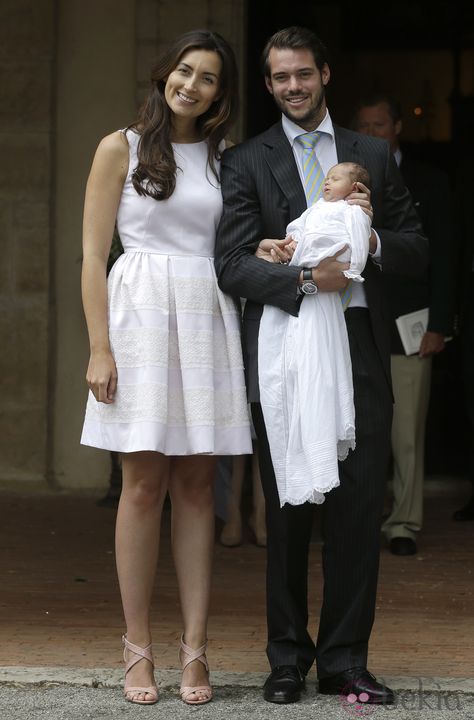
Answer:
[
  {"left": 346, "top": 181, "right": 373, "bottom": 221},
  {"left": 310, "top": 247, "right": 350, "bottom": 291},
  {"left": 256, "top": 236, "right": 296, "bottom": 263},
  {"left": 419, "top": 331, "right": 445, "bottom": 358},
  {"left": 346, "top": 182, "right": 377, "bottom": 252}
]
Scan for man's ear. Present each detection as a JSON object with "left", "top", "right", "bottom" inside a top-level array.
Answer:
[
  {"left": 265, "top": 76, "right": 274, "bottom": 95},
  {"left": 395, "top": 119, "right": 403, "bottom": 137},
  {"left": 321, "top": 63, "right": 330, "bottom": 86}
]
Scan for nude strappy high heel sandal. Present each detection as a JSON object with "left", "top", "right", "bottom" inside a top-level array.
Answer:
[
  {"left": 122, "top": 635, "right": 158, "bottom": 705},
  {"left": 179, "top": 634, "right": 213, "bottom": 705}
]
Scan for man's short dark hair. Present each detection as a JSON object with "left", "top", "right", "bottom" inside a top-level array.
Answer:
[
  {"left": 355, "top": 93, "right": 402, "bottom": 124},
  {"left": 261, "top": 26, "right": 329, "bottom": 77}
]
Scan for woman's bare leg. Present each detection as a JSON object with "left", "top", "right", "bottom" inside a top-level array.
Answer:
[
  {"left": 116, "top": 451, "right": 169, "bottom": 702},
  {"left": 168, "top": 455, "right": 216, "bottom": 699}
]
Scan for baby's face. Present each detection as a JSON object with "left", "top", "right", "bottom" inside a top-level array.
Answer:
[{"left": 322, "top": 166, "right": 355, "bottom": 202}]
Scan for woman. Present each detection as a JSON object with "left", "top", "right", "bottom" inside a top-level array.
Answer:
[{"left": 80, "top": 30, "right": 251, "bottom": 706}]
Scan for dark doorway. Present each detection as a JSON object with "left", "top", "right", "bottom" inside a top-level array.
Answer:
[{"left": 246, "top": 0, "right": 339, "bottom": 138}]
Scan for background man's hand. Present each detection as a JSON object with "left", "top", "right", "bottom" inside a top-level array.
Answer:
[{"left": 419, "top": 331, "right": 445, "bottom": 358}]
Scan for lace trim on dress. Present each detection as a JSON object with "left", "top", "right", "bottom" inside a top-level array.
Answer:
[
  {"left": 109, "top": 327, "right": 244, "bottom": 370},
  {"left": 109, "top": 273, "right": 238, "bottom": 316},
  {"left": 86, "top": 383, "right": 249, "bottom": 426}
]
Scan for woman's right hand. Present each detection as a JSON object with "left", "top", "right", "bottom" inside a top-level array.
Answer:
[
  {"left": 86, "top": 350, "right": 118, "bottom": 404},
  {"left": 81, "top": 131, "right": 127, "bottom": 405}
]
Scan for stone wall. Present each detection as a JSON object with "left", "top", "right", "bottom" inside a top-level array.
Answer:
[
  {"left": 52, "top": 0, "right": 137, "bottom": 489},
  {"left": 0, "top": 0, "right": 55, "bottom": 482}
]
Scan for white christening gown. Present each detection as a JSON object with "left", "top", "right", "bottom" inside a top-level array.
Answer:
[{"left": 258, "top": 199, "right": 371, "bottom": 506}]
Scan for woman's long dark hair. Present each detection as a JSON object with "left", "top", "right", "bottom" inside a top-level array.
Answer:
[{"left": 129, "top": 30, "right": 238, "bottom": 201}]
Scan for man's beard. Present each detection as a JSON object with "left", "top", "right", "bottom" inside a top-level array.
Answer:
[{"left": 275, "top": 87, "right": 326, "bottom": 128}]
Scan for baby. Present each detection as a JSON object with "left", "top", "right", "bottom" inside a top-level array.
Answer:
[
  {"left": 257, "top": 162, "right": 372, "bottom": 507},
  {"left": 280, "top": 161, "right": 371, "bottom": 275}
]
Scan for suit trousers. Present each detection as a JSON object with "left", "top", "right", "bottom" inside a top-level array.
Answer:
[
  {"left": 461, "top": 273, "right": 474, "bottom": 485},
  {"left": 252, "top": 308, "right": 393, "bottom": 678},
  {"left": 382, "top": 354, "right": 431, "bottom": 541}
]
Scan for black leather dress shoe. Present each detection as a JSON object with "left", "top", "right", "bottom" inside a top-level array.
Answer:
[
  {"left": 263, "top": 666, "right": 305, "bottom": 704},
  {"left": 452, "top": 496, "right": 474, "bottom": 522},
  {"left": 390, "top": 536, "right": 417, "bottom": 556},
  {"left": 318, "top": 668, "right": 394, "bottom": 704}
]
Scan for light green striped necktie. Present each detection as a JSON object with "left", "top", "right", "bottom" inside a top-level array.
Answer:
[
  {"left": 296, "top": 131, "right": 352, "bottom": 310},
  {"left": 297, "top": 132, "right": 324, "bottom": 206}
]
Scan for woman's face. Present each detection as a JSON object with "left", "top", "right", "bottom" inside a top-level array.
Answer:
[{"left": 164, "top": 49, "right": 222, "bottom": 122}]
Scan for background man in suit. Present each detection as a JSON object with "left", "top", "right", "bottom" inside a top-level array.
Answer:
[
  {"left": 453, "top": 156, "right": 474, "bottom": 522},
  {"left": 215, "top": 27, "right": 428, "bottom": 705},
  {"left": 354, "top": 95, "right": 455, "bottom": 555}
]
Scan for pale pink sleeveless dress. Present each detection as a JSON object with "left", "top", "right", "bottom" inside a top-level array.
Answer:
[{"left": 81, "top": 130, "right": 251, "bottom": 455}]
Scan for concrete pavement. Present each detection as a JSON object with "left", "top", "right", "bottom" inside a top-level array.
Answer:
[{"left": 1, "top": 667, "right": 473, "bottom": 720}]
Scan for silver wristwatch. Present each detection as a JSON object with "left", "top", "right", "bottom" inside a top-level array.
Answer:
[{"left": 300, "top": 268, "right": 318, "bottom": 295}]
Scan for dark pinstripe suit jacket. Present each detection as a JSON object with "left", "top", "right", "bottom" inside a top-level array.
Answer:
[{"left": 215, "top": 121, "right": 428, "bottom": 402}]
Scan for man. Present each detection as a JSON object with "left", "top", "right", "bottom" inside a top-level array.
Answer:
[
  {"left": 354, "top": 94, "right": 454, "bottom": 555},
  {"left": 215, "top": 27, "right": 428, "bottom": 705},
  {"left": 453, "top": 155, "right": 474, "bottom": 522}
]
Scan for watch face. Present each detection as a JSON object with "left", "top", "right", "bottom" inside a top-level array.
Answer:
[{"left": 301, "top": 281, "right": 317, "bottom": 295}]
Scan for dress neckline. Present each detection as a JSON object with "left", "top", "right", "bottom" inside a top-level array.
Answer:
[{"left": 172, "top": 140, "right": 206, "bottom": 146}]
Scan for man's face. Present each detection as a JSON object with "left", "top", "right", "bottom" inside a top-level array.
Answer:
[
  {"left": 355, "top": 102, "right": 401, "bottom": 153},
  {"left": 265, "top": 47, "right": 330, "bottom": 131}
]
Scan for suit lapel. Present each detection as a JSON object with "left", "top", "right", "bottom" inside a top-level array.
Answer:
[
  {"left": 334, "top": 126, "right": 363, "bottom": 164},
  {"left": 261, "top": 123, "right": 307, "bottom": 220},
  {"left": 260, "top": 124, "right": 364, "bottom": 219}
]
